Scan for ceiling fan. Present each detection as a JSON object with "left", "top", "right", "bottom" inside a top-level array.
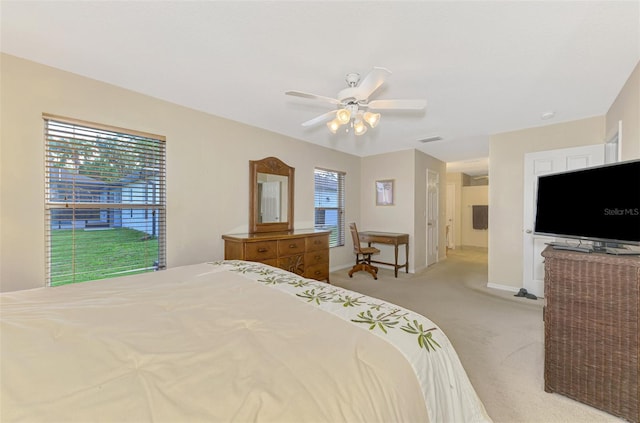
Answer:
[{"left": 285, "top": 67, "right": 427, "bottom": 136}]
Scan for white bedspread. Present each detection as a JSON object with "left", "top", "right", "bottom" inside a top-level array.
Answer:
[{"left": 1, "top": 261, "right": 491, "bottom": 422}]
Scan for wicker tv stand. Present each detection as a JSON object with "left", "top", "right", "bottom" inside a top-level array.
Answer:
[{"left": 542, "top": 246, "right": 640, "bottom": 422}]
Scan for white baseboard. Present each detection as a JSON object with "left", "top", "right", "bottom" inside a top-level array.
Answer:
[
  {"left": 413, "top": 265, "right": 427, "bottom": 273},
  {"left": 487, "top": 282, "right": 520, "bottom": 293}
]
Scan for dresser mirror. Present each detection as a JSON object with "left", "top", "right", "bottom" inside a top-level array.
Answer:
[{"left": 249, "top": 157, "right": 294, "bottom": 233}]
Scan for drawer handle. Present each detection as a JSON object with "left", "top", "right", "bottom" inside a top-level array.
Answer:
[
  {"left": 315, "top": 255, "right": 321, "bottom": 260},
  {"left": 257, "top": 248, "right": 268, "bottom": 253},
  {"left": 314, "top": 240, "right": 321, "bottom": 245},
  {"left": 314, "top": 270, "right": 321, "bottom": 275},
  {"left": 289, "top": 244, "right": 297, "bottom": 249}
]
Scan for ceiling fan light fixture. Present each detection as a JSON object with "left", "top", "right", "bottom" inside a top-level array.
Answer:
[
  {"left": 327, "top": 119, "right": 340, "bottom": 134},
  {"left": 336, "top": 108, "right": 351, "bottom": 124},
  {"left": 286, "top": 67, "right": 426, "bottom": 136},
  {"left": 353, "top": 119, "right": 367, "bottom": 136},
  {"left": 363, "top": 111, "right": 380, "bottom": 128}
]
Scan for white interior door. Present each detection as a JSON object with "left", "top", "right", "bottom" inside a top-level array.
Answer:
[
  {"left": 446, "top": 183, "right": 455, "bottom": 249},
  {"left": 427, "top": 170, "right": 439, "bottom": 266},
  {"left": 523, "top": 145, "right": 604, "bottom": 297}
]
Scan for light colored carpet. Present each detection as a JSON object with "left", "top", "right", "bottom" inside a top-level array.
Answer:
[{"left": 330, "top": 247, "right": 622, "bottom": 423}]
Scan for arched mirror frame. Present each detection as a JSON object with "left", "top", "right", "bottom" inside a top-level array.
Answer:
[{"left": 249, "top": 157, "right": 295, "bottom": 233}]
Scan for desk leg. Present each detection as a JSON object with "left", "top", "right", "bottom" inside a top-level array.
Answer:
[
  {"left": 394, "top": 243, "right": 399, "bottom": 278},
  {"left": 405, "top": 242, "right": 409, "bottom": 274}
]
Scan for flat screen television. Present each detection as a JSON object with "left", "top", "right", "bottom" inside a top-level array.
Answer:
[{"left": 534, "top": 159, "right": 640, "bottom": 249}]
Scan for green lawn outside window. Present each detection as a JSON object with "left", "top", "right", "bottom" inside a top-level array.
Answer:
[{"left": 50, "top": 228, "right": 159, "bottom": 286}]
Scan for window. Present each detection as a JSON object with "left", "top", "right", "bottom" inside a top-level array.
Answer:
[
  {"left": 314, "top": 168, "right": 345, "bottom": 247},
  {"left": 44, "top": 114, "right": 166, "bottom": 286}
]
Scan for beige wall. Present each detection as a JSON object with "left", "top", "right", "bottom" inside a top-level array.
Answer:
[
  {"left": 488, "top": 117, "right": 605, "bottom": 290},
  {"left": 606, "top": 61, "right": 640, "bottom": 161},
  {"left": 0, "top": 54, "right": 362, "bottom": 291},
  {"left": 360, "top": 149, "right": 446, "bottom": 273},
  {"left": 360, "top": 150, "right": 415, "bottom": 271},
  {"left": 461, "top": 185, "right": 488, "bottom": 248}
]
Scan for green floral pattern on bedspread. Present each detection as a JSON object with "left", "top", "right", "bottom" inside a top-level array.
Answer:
[{"left": 210, "top": 260, "right": 440, "bottom": 351}]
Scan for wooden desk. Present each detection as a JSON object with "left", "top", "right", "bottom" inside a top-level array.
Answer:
[{"left": 358, "top": 231, "right": 409, "bottom": 278}]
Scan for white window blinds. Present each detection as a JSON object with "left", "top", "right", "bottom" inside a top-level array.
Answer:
[
  {"left": 314, "top": 168, "right": 345, "bottom": 247},
  {"left": 44, "top": 115, "right": 166, "bottom": 286}
]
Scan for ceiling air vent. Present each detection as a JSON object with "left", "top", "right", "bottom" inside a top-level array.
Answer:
[{"left": 418, "top": 136, "right": 443, "bottom": 143}]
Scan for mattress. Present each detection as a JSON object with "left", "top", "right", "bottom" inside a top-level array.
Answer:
[{"left": 1, "top": 260, "right": 491, "bottom": 422}]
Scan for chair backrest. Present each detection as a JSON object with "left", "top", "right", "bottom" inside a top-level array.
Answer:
[{"left": 349, "top": 222, "right": 362, "bottom": 253}]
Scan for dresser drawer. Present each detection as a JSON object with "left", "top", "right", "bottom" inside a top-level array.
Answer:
[
  {"left": 245, "top": 241, "right": 277, "bottom": 260},
  {"left": 258, "top": 258, "right": 278, "bottom": 268},
  {"left": 278, "top": 254, "right": 304, "bottom": 275},
  {"left": 278, "top": 238, "right": 305, "bottom": 256},
  {"left": 305, "top": 249, "right": 329, "bottom": 266},
  {"left": 304, "top": 263, "right": 329, "bottom": 281},
  {"left": 306, "top": 234, "right": 329, "bottom": 252}
]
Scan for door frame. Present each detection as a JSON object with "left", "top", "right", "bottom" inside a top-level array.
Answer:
[
  {"left": 605, "top": 120, "right": 622, "bottom": 164},
  {"left": 426, "top": 169, "right": 439, "bottom": 266}
]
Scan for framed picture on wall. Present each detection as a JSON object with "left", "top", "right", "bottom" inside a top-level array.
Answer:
[{"left": 375, "top": 179, "right": 394, "bottom": 206}]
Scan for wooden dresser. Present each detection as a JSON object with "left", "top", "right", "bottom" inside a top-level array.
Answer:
[
  {"left": 222, "top": 229, "right": 330, "bottom": 282},
  {"left": 542, "top": 246, "right": 640, "bottom": 422}
]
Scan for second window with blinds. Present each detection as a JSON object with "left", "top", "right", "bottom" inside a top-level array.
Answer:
[{"left": 314, "top": 168, "right": 345, "bottom": 248}]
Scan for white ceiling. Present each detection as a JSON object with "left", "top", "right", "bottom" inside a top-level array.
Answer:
[{"left": 2, "top": 1, "right": 639, "bottom": 176}]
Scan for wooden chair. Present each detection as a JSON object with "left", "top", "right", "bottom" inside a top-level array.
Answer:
[{"left": 348, "top": 222, "right": 380, "bottom": 280}]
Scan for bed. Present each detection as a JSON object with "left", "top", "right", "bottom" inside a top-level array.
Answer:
[{"left": 1, "top": 260, "right": 491, "bottom": 422}]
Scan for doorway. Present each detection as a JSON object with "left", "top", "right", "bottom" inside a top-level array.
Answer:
[
  {"left": 426, "top": 170, "right": 439, "bottom": 266},
  {"left": 446, "top": 183, "right": 455, "bottom": 251}
]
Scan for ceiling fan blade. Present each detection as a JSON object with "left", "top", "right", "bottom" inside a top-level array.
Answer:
[
  {"left": 350, "top": 67, "right": 392, "bottom": 100},
  {"left": 301, "top": 110, "right": 337, "bottom": 127},
  {"left": 285, "top": 90, "right": 341, "bottom": 105},
  {"left": 366, "top": 99, "right": 427, "bottom": 110}
]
